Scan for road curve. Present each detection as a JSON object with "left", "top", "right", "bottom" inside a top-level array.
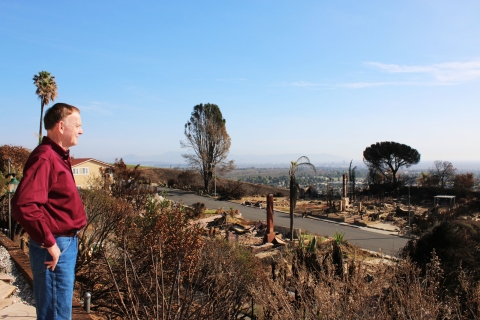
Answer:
[{"left": 158, "top": 187, "right": 409, "bottom": 255}]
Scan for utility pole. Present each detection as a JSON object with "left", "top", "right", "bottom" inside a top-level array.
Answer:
[
  {"left": 8, "top": 158, "right": 12, "bottom": 239},
  {"left": 408, "top": 184, "right": 411, "bottom": 237},
  {"left": 6, "top": 159, "right": 19, "bottom": 239}
]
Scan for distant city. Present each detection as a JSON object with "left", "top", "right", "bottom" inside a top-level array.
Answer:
[{"left": 108, "top": 152, "right": 480, "bottom": 171}]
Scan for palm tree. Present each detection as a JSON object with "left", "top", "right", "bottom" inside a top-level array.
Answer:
[
  {"left": 33, "top": 71, "right": 58, "bottom": 144},
  {"left": 289, "top": 156, "right": 316, "bottom": 241}
]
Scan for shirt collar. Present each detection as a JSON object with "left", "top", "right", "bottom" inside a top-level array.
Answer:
[{"left": 41, "top": 136, "right": 70, "bottom": 160}]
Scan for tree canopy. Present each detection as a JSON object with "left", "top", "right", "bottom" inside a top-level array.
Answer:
[
  {"left": 363, "top": 141, "right": 420, "bottom": 187},
  {"left": 0, "top": 144, "right": 31, "bottom": 175},
  {"left": 454, "top": 172, "right": 474, "bottom": 191},
  {"left": 180, "top": 103, "right": 234, "bottom": 192}
]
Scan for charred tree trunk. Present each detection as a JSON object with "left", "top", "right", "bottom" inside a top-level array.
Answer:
[
  {"left": 289, "top": 177, "right": 298, "bottom": 242},
  {"left": 332, "top": 242, "right": 344, "bottom": 279}
]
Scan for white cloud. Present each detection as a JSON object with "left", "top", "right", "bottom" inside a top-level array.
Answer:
[
  {"left": 340, "top": 81, "right": 445, "bottom": 89},
  {"left": 366, "top": 60, "right": 480, "bottom": 83}
]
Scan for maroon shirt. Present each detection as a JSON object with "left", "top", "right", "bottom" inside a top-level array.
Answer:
[{"left": 12, "top": 136, "right": 86, "bottom": 247}]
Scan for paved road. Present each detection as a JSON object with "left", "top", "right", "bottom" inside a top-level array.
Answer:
[{"left": 158, "top": 187, "right": 409, "bottom": 255}]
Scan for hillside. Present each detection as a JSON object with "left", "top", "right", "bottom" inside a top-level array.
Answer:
[{"left": 140, "top": 167, "right": 289, "bottom": 197}]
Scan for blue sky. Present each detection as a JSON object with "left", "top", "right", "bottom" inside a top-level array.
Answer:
[{"left": 1, "top": 1, "right": 480, "bottom": 166}]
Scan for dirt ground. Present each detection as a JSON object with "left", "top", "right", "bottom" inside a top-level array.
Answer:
[
  {"left": 231, "top": 196, "right": 337, "bottom": 214},
  {"left": 230, "top": 195, "right": 434, "bottom": 234}
]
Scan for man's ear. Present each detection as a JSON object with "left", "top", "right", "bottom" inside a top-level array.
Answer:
[{"left": 56, "top": 120, "right": 65, "bottom": 134}]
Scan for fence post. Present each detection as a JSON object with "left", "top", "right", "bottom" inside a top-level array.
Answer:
[{"left": 84, "top": 292, "right": 91, "bottom": 313}]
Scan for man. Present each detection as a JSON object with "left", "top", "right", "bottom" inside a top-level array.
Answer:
[{"left": 12, "top": 103, "right": 86, "bottom": 320}]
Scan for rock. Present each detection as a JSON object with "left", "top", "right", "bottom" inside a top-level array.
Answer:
[
  {"left": 0, "top": 246, "right": 35, "bottom": 306},
  {"left": 230, "top": 224, "right": 249, "bottom": 234},
  {"left": 273, "top": 237, "right": 286, "bottom": 246}
]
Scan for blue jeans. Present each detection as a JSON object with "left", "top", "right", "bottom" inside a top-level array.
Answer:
[{"left": 29, "top": 235, "right": 78, "bottom": 320}]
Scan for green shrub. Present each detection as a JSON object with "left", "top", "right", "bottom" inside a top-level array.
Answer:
[{"left": 333, "top": 231, "right": 345, "bottom": 245}]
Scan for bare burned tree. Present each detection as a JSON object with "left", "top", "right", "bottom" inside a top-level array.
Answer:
[
  {"left": 181, "top": 103, "right": 235, "bottom": 193},
  {"left": 348, "top": 160, "right": 357, "bottom": 202},
  {"left": 109, "top": 158, "right": 154, "bottom": 213},
  {"left": 430, "top": 160, "right": 456, "bottom": 189},
  {"left": 289, "top": 157, "right": 316, "bottom": 241}
]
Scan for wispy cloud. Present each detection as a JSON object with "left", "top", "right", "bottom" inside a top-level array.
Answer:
[
  {"left": 273, "top": 60, "right": 480, "bottom": 90},
  {"left": 340, "top": 81, "right": 444, "bottom": 89},
  {"left": 80, "top": 102, "right": 116, "bottom": 115},
  {"left": 366, "top": 60, "right": 480, "bottom": 83},
  {"left": 341, "top": 82, "right": 392, "bottom": 89}
]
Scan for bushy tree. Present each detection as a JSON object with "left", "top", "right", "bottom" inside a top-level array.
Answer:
[
  {"left": 177, "top": 169, "right": 199, "bottom": 189},
  {"left": 363, "top": 141, "right": 420, "bottom": 188},
  {"left": 366, "top": 165, "right": 388, "bottom": 186},
  {"left": 181, "top": 103, "right": 235, "bottom": 193},
  {"left": 0, "top": 144, "right": 30, "bottom": 177},
  {"left": 454, "top": 172, "right": 474, "bottom": 191},
  {"left": 216, "top": 180, "right": 246, "bottom": 200}
]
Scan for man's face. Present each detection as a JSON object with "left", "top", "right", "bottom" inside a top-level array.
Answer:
[{"left": 60, "top": 112, "right": 83, "bottom": 149}]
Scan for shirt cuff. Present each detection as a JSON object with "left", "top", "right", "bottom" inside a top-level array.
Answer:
[{"left": 42, "top": 234, "right": 56, "bottom": 248}]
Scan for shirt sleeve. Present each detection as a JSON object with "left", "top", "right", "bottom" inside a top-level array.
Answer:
[{"left": 11, "top": 157, "right": 56, "bottom": 247}]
